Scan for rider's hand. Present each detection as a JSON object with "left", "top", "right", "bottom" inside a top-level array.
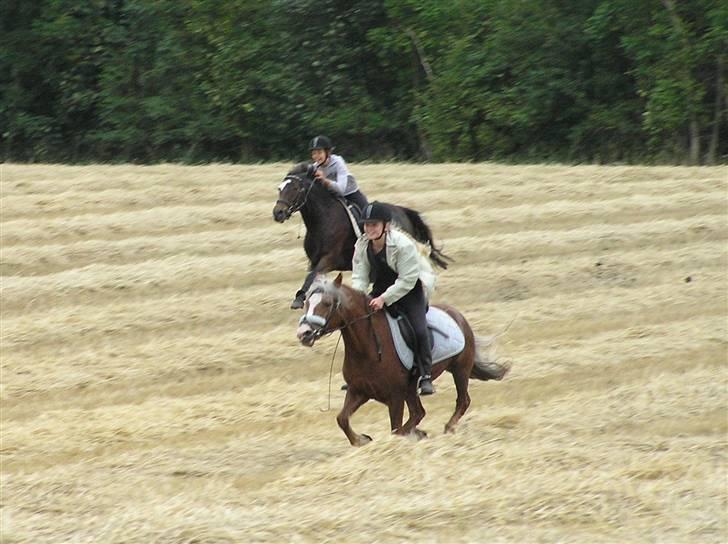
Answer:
[
  {"left": 313, "top": 169, "right": 325, "bottom": 180},
  {"left": 369, "top": 296, "right": 385, "bottom": 311}
]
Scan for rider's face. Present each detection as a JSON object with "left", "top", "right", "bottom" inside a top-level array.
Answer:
[
  {"left": 364, "top": 221, "right": 386, "bottom": 240},
  {"left": 310, "top": 148, "right": 328, "bottom": 164}
]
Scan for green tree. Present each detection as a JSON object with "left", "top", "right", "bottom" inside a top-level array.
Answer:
[
  {"left": 1, "top": 0, "right": 108, "bottom": 161},
  {"left": 589, "top": 0, "right": 727, "bottom": 163}
]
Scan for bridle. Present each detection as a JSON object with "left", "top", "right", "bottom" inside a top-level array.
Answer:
[
  {"left": 298, "top": 288, "right": 380, "bottom": 352},
  {"left": 276, "top": 174, "right": 314, "bottom": 218},
  {"left": 298, "top": 288, "right": 345, "bottom": 340}
]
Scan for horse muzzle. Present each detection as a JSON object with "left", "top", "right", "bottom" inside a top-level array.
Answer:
[
  {"left": 297, "top": 313, "right": 327, "bottom": 347},
  {"left": 272, "top": 204, "right": 289, "bottom": 223},
  {"left": 296, "top": 324, "right": 317, "bottom": 347}
]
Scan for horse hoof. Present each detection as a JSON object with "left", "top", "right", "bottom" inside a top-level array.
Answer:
[
  {"left": 413, "top": 429, "right": 428, "bottom": 440},
  {"left": 290, "top": 298, "right": 304, "bottom": 309},
  {"left": 354, "top": 434, "right": 373, "bottom": 447}
]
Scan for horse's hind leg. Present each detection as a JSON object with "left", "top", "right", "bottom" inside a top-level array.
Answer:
[
  {"left": 337, "top": 389, "right": 372, "bottom": 447},
  {"left": 444, "top": 358, "right": 472, "bottom": 434},
  {"left": 398, "top": 390, "right": 427, "bottom": 440}
]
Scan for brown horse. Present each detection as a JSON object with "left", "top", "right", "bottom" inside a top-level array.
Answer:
[
  {"left": 273, "top": 163, "right": 450, "bottom": 309},
  {"left": 296, "top": 273, "right": 509, "bottom": 446}
]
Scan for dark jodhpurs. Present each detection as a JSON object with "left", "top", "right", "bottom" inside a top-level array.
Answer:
[
  {"left": 344, "top": 190, "right": 368, "bottom": 214},
  {"left": 390, "top": 282, "right": 432, "bottom": 377}
]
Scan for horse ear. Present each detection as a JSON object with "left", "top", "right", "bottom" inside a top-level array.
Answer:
[{"left": 333, "top": 273, "right": 343, "bottom": 287}]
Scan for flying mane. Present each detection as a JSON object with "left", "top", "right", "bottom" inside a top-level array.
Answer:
[{"left": 307, "top": 274, "right": 361, "bottom": 307}]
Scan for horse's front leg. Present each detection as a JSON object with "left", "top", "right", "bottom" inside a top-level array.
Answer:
[
  {"left": 337, "top": 389, "right": 372, "bottom": 447},
  {"left": 387, "top": 397, "right": 405, "bottom": 434},
  {"left": 291, "top": 268, "right": 317, "bottom": 309},
  {"left": 290, "top": 256, "right": 337, "bottom": 309}
]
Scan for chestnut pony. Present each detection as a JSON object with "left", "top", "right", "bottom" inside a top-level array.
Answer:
[
  {"left": 273, "top": 163, "right": 450, "bottom": 309},
  {"left": 296, "top": 273, "right": 508, "bottom": 446}
]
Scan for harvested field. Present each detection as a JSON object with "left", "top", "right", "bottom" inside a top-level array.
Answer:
[{"left": 1, "top": 162, "right": 726, "bottom": 543}]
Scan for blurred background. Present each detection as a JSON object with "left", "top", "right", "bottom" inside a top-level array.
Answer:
[{"left": 1, "top": 0, "right": 726, "bottom": 165}]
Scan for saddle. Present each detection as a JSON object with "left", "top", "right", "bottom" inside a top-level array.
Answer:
[
  {"left": 384, "top": 306, "right": 465, "bottom": 371},
  {"left": 386, "top": 306, "right": 434, "bottom": 351}
]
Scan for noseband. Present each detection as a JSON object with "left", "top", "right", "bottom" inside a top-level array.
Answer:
[{"left": 276, "top": 175, "right": 314, "bottom": 218}]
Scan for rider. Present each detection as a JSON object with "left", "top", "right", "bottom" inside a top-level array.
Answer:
[
  {"left": 309, "top": 135, "right": 369, "bottom": 212},
  {"left": 351, "top": 202, "right": 435, "bottom": 396}
]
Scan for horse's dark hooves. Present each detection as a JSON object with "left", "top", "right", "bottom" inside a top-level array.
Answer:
[
  {"left": 290, "top": 297, "right": 305, "bottom": 310},
  {"left": 340, "top": 383, "right": 348, "bottom": 391}
]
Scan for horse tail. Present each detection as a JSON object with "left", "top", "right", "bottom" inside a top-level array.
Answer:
[
  {"left": 470, "top": 335, "right": 511, "bottom": 381},
  {"left": 400, "top": 207, "right": 452, "bottom": 269}
]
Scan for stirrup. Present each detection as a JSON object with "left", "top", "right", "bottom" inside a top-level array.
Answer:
[{"left": 417, "top": 375, "right": 435, "bottom": 396}]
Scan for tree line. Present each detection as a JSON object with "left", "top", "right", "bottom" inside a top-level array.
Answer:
[{"left": 2, "top": 0, "right": 726, "bottom": 164}]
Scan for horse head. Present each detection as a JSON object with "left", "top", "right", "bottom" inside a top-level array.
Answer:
[
  {"left": 296, "top": 273, "right": 345, "bottom": 347},
  {"left": 272, "top": 163, "right": 315, "bottom": 223}
]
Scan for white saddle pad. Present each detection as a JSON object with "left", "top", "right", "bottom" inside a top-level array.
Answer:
[{"left": 385, "top": 306, "right": 465, "bottom": 371}]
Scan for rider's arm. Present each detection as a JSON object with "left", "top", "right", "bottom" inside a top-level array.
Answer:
[
  {"left": 381, "top": 233, "right": 420, "bottom": 306},
  {"left": 351, "top": 238, "right": 370, "bottom": 294},
  {"left": 322, "top": 155, "right": 349, "bottom": 196}
]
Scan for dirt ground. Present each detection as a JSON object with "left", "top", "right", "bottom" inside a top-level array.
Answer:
[{"left": 1, "top": 162, "right": 726, "bottom": 543}]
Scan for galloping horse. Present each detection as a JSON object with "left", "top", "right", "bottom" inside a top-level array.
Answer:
[
  {"left": 273, "top": 163, "right": 450, "bottom": 309},
  {"left": 296, "top": 274, "right": 509, "bottom": 446}
]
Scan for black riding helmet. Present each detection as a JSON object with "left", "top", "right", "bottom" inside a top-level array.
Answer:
[
  {"left": 309, "top": 135, "right": 333, "bottom": 151},
  {"left": 361, "top": 202, "right": 391, "bottom": 224}
]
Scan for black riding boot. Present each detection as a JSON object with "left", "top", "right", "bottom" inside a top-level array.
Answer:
[{"left": 417, "top": 352, "right": 435, "bottom": 396}]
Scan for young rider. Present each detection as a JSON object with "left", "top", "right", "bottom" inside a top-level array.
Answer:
[
  {"left": 351, "top": 202, "right": 435, "bottom": 396},
  {"left": 309, "top": 135, "right": 369, "bottom": 212}
]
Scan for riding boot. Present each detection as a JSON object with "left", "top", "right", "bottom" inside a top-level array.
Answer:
[{"left": 417, "top": 352, "right": 435, "bottom": 396}]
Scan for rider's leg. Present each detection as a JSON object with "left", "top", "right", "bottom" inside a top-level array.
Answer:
[
  {"left": 345, "top": 190, "right": 368, "bottom": 212},
  {"left": 397, "top": 283, "right": 434, "bottom": 395}
]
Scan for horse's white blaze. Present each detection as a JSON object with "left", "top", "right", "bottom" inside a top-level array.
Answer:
[
  {"left": 296, "top": 292, "right": 323, "bottom": 340},
  {"left": 278, "top": 179, "right": 292, "bottom": 192},
  {"left": 306, "top": 293, "right": 323, "bottom": 319}
]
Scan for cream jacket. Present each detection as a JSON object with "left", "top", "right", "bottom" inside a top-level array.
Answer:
[{"left": 352, "top": 227, "right": 436, "bottom": 305}]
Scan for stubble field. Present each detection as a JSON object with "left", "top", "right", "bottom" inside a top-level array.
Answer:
[{"left": 1, "top": 162, "right": 726, "bottom": 543}]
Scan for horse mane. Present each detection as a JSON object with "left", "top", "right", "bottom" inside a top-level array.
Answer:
[
  {"left": 288, "top": 162, "right": 310, "bottom": 176},
  {"left": 307, "top": 274, "right": 366, "bottom": 308},
  {"left": 287, "top": 162, "right": 342, "bottom": 206}
]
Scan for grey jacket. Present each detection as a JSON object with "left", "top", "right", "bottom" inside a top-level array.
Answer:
[
  {"left": 321, "top": 154, "right": 359, "bottom": 196},
  {"left": 352, "top": 228, "right": 436, "bottom": 305}
]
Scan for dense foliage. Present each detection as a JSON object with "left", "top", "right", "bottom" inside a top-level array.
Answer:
[{"left": 2, "top": 0, "right": 725, "bottom": 163}]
